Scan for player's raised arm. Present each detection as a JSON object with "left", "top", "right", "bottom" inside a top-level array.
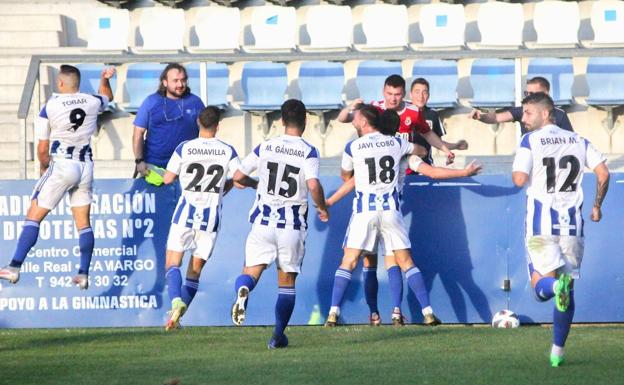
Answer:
[
  {"left": 409, "top": 156, "right": 481, "bottom": 179},
  {"left": 327, "top": 177, "right": 355, "bottom": 207},
  {"left": 337, "top": 98, "right": 364, "bottom": 123},
  {"left": 98, "top": 67, "right": 115, "bottom": 102}
]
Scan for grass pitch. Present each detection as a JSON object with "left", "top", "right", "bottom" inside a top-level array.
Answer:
[{"left": 0, "top": 324, "right": 622, "bottom": 385}]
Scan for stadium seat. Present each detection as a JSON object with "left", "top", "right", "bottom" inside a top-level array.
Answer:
[
  {"left": 300, "top": 5, "right": 352, "bottom": 52},
  {"left": 356, "top": 60, "right": 403, "bottom": 103},
  {"left": 586, "top": 57, "right": 624, "bottom": 106},
  {"left": 186, "top": 63, "right": 230, "bottom": 110},
  {"left": 583, "top": 0, "right": 624, "bottom": 47},
  {"left": 188, "top": 6, "right": 240, "bottom": 53},
  {"left": 86, "top": 8, "right": 129, "bottom": 52},
  {"left": 245, "top": 6, "right": 297, "bottom": 52},
  {"left": 298, "top": 61, "right": 344, "bottom": 111},
  {"left": 133, "top": 8, "right": 185, "bottom": 53},
  {"left": 76, "top": 64, "right": 118, "bottom": 110},
  {"left": 123, "top": 63, "right": 165, "bottom": 112},
  {"left": 527, "top": 58, "right": 574, "bottom": 106},
  {"left": 469, "top": 59, "right": 516, "bottom": 108},
  {"left": 413, "top": 3, "right": 465, "bottom": 50},
  {"left": 469, "top": 2, "right": 523, "bottom": 49},
  {"left": 240, "top": 62, "right": 288, "bottom": 112},
  {"left": 355, "top": 4, "right": 408, "bottom": 51},
  {"left": 0, "top": 14, "right": 65, "bottom": 49},
  {"left": 528, "top": 1, "right": 580, "bottom": 48},
  {"left": 411, "top": 60, "right": 458, "bottom": 109}
]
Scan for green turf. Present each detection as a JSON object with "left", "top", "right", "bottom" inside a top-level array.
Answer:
[{"left": 0, "top": 325, "right": 623, "bottom": 385}]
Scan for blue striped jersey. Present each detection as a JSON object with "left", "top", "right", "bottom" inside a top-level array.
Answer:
[
  {"left": 167, "top": 137, "right": 240, "bottom": 231},
  {"left": 239, "top": 135, "right": 320, "bottom": 230},
  {"left": 342, "top": 132, "right": 414, "bottom": 213},
  {"left": 35, "top": 92, "right": 109, "bottom": 162},
  {"left": 512, "top": 124, "right": 606, "bottom": 237}
]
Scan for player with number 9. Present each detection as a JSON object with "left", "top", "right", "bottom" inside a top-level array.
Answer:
[{"left": 161, "top": 106, "right": 240, "bottom": 331}]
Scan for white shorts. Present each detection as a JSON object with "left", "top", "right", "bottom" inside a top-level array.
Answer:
[
  {"left": 526, "top": 235, "right": 584, "bottom": 279},
  {"left": 32, "top": 159, "right": 93, "bottom": 210},
  {"left": 343, "top": 210, "right": 411, "bottom": 252},
  {"left": 166, "top": 223, "right": 217, "bottom": 261},
  {"left": 245, "top": 224, "right": 306, "bottom": 273}
]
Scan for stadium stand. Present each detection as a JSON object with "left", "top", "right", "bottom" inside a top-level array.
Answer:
[
  {"left": 0, "top": 14, "right": 66, "bottom": 49},
  {"left": 583, "top": 0, "right": 624, "bottom": 48},
  {"left": 299, "top": 5, "right": 352, "bottom": 52},
  {"left": 186, "top": 62, "right": 230, "bottom": 110},
  {"left": 469, "top": 1, "right": 523, "bottom": 49},
  {"left": 123, "top": 63, "right": 166, "bottom": 113},
  {"left": 411, "top": 59, "right": 458, "bottom": 109},
  {"left": 355, "top": 4, "right": 408, "bottom": 51},
  {"left": 413, "top": 2, "right": 465, "bottom": 50},
  {"left": 586, "top": 57, "right": 624, "bottom": 107},
  {"left": 526, "top": 58, "right": 574, "bottom": 107},
  {"left": 240, "top": 61, "right": 288, "bottom": 112},
  {"left": 356, "top": 60, "right": 403, "bottom": 103},
  {"left": 298, "top": 61, "right": 344, "bottom": 134},
  {"left": 244, "top": 5, "right": 297, "bottom": 52},
  {"left": 85, "top": 7, "right": 129, "bottom": 52},
  {"left": 527, "top": 0, "right": 580, "bottom": 48},
  {"left": 133, "top": 7, "right": 185, "bottom": 53},
  {"left": 187, "top": 6, "right": 240, "bottom": 53},
  {"left": 469, "top": 58, "right": 516, "bottom": 108}
]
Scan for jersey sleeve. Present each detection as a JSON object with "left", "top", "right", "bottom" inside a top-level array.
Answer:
[
  {"left": 303, "top": 146, "right": 320, "bottom": 181},
  {"left": 92, "top": 94, "right": 110, "bottom": 113},
  {"left": 508, "top": 106, "right": 523, "bottom": 122},
  {"left": 239, "top": 145, "right": 260, "bottom": 176},
  {"left": 341, "top": 141, "right": 354, "bottom": 172},
  {"left": 35, "top": 105, "right": 51, "bottom": 140},
  {"left": 166, "top": 143, "right": 184, "bottom": 175},
  {"left": 512, "top": 147, "right": 532, "bottom": 174},
  {"left": 133, "top": 97, "right": 152, "bottom": 129},
  {"left": 399, "top": 137, "right": 415, "bottom": 156},
  {"left": 433, "top": 116, "right": 446, "bottom": 137},
  {"left": 584, "top": 139, "right": 606, "bottom": 170}
]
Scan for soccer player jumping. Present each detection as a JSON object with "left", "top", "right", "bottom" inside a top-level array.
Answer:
[{"left": 511, "top": 92, "right": 609, "bottom": 367}]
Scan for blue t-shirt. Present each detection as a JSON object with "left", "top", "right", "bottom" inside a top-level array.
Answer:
[
  {"left": 134, "top": 92, "right": 205, "bottom": 168},
  {"left": 509, "top": 106, "right": 573, "bottom": 135}
]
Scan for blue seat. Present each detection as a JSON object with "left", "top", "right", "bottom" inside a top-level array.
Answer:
[
  {"left": 469, "top": 59, "right": 515, "bottom": 108},
  {"left": 298, "top": 61, "right": 344, "bottom": 111},
  {"left": 124, "top": 63, "right": 165, "bottom": 112},
  {"left": 356, "top": 60, "right": 402, "bottom": 103},
  {"left": 186, "top": 63, "right": 230, "bottom": 109},
  {"left": 240, "top": 62, "right": 288, "bottom": 112},
  {"left": 412, "top": 60, "right": 458, "bottom": 108},
  {"left": 586, "top": 57, "right": 624, "bottom": 106},
  {"left": 527, "top": 58, "right": 574, "bottom": 106},
  {"left": 77, "top": 64, "right": 118, "bottom": 110}
]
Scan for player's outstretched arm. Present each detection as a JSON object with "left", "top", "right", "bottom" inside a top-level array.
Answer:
[
  {"left": 337, "top": 98, "right": 364, "bottom": 123},
  {"left": 445, "top": 139, "right": 469, "bottom": 151},
  {"left": 98, "top": 67, "right": 115, "bottom": 102},
  {"left": 469, "top": 109, "right": 513, "bottom": 124},
  {"left": 421, "top": 130, "right": 454, "bottom": 164},
  {"left": 410, "top": 157, "right": 481, "bottom": 179},
  {"left": 591, "top": 162, "right": 610, "bottom": 222},
  {"left": 327, "top": 177, "right": 355, "bottom": 207},
  {"left": 37, "top": 139, "right": 50, "bottom": 176},
  {"left": 233, "top": 169, "right": 258, "bottom": 189},
  {"left": 307, "top": 178, "right": 329, "bottom": 222},
  {"left": 163, "top": 171, "right": 177, "bottom": 185}
]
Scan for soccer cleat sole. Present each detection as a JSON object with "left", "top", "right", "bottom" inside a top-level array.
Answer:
[
  {"left": 72, "top": 274, "right": 89, "bottom": 290},
  {"left": 423, "top": 313, "right": 442, "bottom": 326},
  {"left": 324, "top": 312, "right": 338, "bottom": 327},
  {"left": 0, "top": 266, "right": 20, "bottom": 284},
  {"left": 555, "top": 274, "right": 572, "bottom": 312},
  {"left": 231, "top": 287, "right": 249, "bottom": 326},
  {"left": 369, "top": 313, "right": 381, "bottom": 326}
]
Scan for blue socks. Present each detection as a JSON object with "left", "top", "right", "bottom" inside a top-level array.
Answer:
[
  {"left": 363, "top": 267, "right": 379, "bottom": 314},
  {"left": 406, "top": 266, "right": 430, "bottom": 309},
  {"left": 166, "top": 266, "right": 183, "bottom": 302},
  {"left": 535, "top": 276, "right": 556, "bottom": 301},
  {"left": 181, "top": 278, "right": 199, "bottom": 306},
  {"left": 274, "top": 286, "right": 296, "bottom": 337},
  {"left": 331, "top": 268, "right": 352, "bottom": 308},
  {"left": 235, "top": 274, "right": 256, "bottom": 294},
  {"left": 387, "top": 265, "right": 403, "bottom": 310},
  {"left": 553, "top": 290, "right": 575, "bottom": 348},
  {"left": 78, "top": 227, "right": 94, "bottom": 275},
  {"left": 10, "top": 220, "right": 40, "bottom": 268}
]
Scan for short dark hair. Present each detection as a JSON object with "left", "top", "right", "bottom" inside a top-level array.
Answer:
[
  {"left": 384, "top": 74, "right": 406, "bottom": 90},
  {"left": 157, "top": 63, "right": 190, "bottom": 97},
  {"left": 410, "top": 77, "right": 430, "bottom": 92},
  {"left": 198, "top": 106, "right": 221, "bottom": 130},
  {"left": 356, "top": 104, "right": 381, "bottom": 129},
  {"left": 527, "top": 76, "right": 550, "bottom": 92},
  {"left": 521, "top": 92, "right": 554, "bottom": 121},
  {"left": 281, "top": 99, "right": 307, "bottom": 131},
  {"left": 59, "top": 64, "right": 81, "bottom": 86},
  {"left": 379, "top": 109, "right": 400, "bottom": 136}
]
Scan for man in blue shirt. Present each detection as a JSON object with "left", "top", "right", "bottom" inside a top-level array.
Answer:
[
  {"left": 470, "top": 76, "right": 574, "bottom": 135},
  {"left": 132, "top": 63, "right": 205, "bottom": 182}
]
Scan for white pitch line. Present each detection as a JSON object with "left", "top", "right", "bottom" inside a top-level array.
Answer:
[{"left": 432, "top": 182, "right": 482, "bottom": 187}]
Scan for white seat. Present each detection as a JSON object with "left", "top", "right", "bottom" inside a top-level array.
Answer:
[
  {"left": 300, "top": 5, "right": 352, "bottom": 51},
  {"left": 244, "top": 6, "right": 297, "bottom": 52},
  {"left": 188, "top": 6, "right": 240, "bottom": 52},
  {"left": 582, "top": 0, "right": 624, "bottom": 47},
  {"left": 469, "top": 2, "right": 523, "bottom": 49},
  {"left": 355, "top": 4, "right": 408, "bottom": 51},
  {"left": 86, "top": 8, "right": 129, "bottom": 52},
  {"left": 133, "top": 7, "right": 185, "bottom": 53},
  {"left": 414, "top": 3, "right": 465, "bottom": 50},
  {"left": 527, "top": 1, "right": 579, "bottom": 48}
]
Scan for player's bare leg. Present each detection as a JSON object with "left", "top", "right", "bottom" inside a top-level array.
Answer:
[
  {"left": 384, "top": 254, "right": 405, "bottom": 326},
  {"left": 326, "top": 248, "right": 362, "bottom": 326},
  {"left": 269, "top": 269, "right": 297, "bottom": 349},
  {"left": 71, "top": 204, "right": 93, "bottom": 290},
  {"left": 0, "top": 200, "right": 50, "bottom": 284},
  {"left": 394, "top": 249, "right": 441, "bottom": 326},
  {"left": 232, "top": 264, "right": 266, "bottom": 326},
  {"left": 362, "top": 253, "right": 380, "bottom": 325}
]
